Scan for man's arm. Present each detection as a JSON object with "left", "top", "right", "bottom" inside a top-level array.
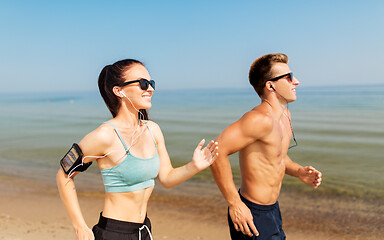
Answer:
[
  {"left": 285, "top": 155, "right": 322, "bottom": 189},
  {"left": 210, "top": 111, "right": 271, "bottom": 237}
]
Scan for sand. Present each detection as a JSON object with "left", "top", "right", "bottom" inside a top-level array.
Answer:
[{"left": 1, "top": 172, "right": 383, "bottom": 240}]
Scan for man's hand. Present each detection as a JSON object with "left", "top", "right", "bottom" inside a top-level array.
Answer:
[
  {"left": 229, "top": 201, "right": 259, "bottom": 237},
  {"left": 298, "top": 166, "right": 322, "bottom": 189}
]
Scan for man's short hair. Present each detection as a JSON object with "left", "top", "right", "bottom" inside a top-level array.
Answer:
[{"left": 249, "top": 53, "right": 289, "bottom": 97}]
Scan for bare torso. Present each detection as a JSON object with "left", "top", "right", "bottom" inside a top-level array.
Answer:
[{"left": 239, "top": 106, "right": 292, "bottom": 205}]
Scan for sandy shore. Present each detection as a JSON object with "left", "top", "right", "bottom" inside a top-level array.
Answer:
[{"left": 1, "top": 171, "right": 383, "bottom": 240}]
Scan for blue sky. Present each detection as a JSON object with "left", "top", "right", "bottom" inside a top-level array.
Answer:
[{"left": 0, "top": 1, "right": 383, "bottom": 93}]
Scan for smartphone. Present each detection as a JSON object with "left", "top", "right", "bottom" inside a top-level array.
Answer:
[{"left": 60, "top": 143, "right": 84, "bottom": 174}]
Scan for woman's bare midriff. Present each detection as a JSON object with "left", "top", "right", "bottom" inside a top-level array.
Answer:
[{"left": 102, "top": 186, "right": 154, "bottom": 223}]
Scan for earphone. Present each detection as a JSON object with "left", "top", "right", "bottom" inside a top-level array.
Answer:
[
  {"left": 120, "top": 90, "right": 143, "bottom": 119},
  {"left": 119, "top": 90, "right": 146, "bottom": 150},
  {"left": 264, "top": 83, "right": 297, "bottom": 149},
  {"left": 120, "top": 91, "right": 128, "bottom": 98}
]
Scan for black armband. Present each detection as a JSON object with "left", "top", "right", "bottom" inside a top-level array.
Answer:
[{"left": 60, "top": 143, "right": 92, "bottom": 175}]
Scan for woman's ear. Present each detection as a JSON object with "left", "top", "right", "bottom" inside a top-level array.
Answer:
[{"left": 112, "top": 86, "right": 124, "bottom": 98}]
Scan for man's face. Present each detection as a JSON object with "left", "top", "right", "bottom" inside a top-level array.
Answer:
[{"left": 269, "top": 63, "right": 300, "bottom": 103}]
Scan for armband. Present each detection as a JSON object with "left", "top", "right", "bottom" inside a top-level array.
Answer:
[{"left": 60, "top": 143, "right": 92, "bottom": 175}]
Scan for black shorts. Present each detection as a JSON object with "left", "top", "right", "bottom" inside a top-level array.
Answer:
[
  {"left": 92, "top": 212, "right": 152, "bottom": 240},
  {"left": 228, "top": 193, "right": 286, "bottom": 240}
]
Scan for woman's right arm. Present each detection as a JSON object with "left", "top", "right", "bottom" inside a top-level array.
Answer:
[
  {"left": 57, "top": 169, "right": 94, "bottom": 239},
  {"left": 56, "top": 125, "right": 112, "bottom": 240}
]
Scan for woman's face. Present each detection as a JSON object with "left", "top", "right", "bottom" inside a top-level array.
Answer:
[{"left": 120, "top": 64, "right": 154, "bottom": 110}]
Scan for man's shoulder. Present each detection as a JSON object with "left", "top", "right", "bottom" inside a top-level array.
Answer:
[
  {"left": 240, "top": 107, "right": 273, "bottom": 129},
  {"left": 233, "top": 107, "right": 273, "bottom": 139}
]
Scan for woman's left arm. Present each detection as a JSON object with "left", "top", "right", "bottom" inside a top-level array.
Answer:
[{"left": 150, "top": 121, "right": 218, "bottom": 188}]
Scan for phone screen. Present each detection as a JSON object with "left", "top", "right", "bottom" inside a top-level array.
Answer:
[{"left": 62, "top": 147, "right": 80, "bottom": 172}]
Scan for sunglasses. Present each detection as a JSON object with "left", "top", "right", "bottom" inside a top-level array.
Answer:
[
  {"left": 117, "top": 79, "right": 155, "bottom": 90},
  {"left": 268, "top": 72, "right": 293, "bottom": 83}
]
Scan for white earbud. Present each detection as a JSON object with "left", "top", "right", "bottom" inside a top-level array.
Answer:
[
  {"left": 120, "top": 91, "right": 127, "bottom": 98},
  {"left": 119, "top": 90, "right": 144, "bottom": 121}
]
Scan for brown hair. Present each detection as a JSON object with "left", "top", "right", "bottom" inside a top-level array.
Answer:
[
  {"left": 249, "top": 53, "right": 289, "bottom": 97},
  {"left": 98, "top": 59, "right": 148, "bottom": 119}
]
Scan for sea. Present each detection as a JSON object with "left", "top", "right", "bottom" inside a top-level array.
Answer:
[{"left": 1, "top": 85, "right": 383, "bottom": 199}]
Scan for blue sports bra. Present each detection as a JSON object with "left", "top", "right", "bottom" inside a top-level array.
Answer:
[{"left": 100, "top": 121, "right": 160, "bottom": 193}]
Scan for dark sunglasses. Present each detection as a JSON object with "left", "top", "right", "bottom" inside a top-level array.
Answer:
[
  {"left": 268, "top": 72, "right": 293, "bottom": 83},
  {"left": 117, "top": 79, "right": 155, "bottom": 90}
]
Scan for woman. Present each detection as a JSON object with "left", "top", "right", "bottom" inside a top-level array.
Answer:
[{"left": 56, "top": 59, "right": 219, "bottom": 240}]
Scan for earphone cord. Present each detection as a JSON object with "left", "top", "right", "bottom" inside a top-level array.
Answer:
[
  {"left": 67, "top": 150, "right": 125, "bottom": 178},
  {"left": 266, "top": 86, "right": 292, "bottom": 127},
  {"left": 270, "top": 89, "right": 298, "bottom": 148},
  {"left": 121, "top": 92, "right": 147, "bottom": 150},
  {"left": 125, "top": 95, "right": 145, "bottom": 121},
  {"left": 262, "top": 98, "right": 297, "bottom": 148}
]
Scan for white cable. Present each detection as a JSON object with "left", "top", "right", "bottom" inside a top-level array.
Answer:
[
  {"left": 67, "top": 150, "right": 125, "bottom": 178},
  {"left": 127, "top": 125, "right": 146, "bottom": 152},
  {"left": 120, "top": 91, "right": 145, "bottom": 121},
  {"left": 67, "top": 92, "right": 146, "bottom": 179},
  {"left": 120, "top": 91, "right": 147, "bottom": 151}
]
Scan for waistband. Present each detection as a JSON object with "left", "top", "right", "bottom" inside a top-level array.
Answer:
[
  {"left": 97, "top": 212, "right": 151, "bottom": 234},
  {"left": 239, "top": 191, "right": 279, "bottom": 211}
]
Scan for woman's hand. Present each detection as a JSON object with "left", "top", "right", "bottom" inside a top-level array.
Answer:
[
  {"left": 192, "top": 139, "right": 219, "bottom": 171},
  {"left": 74, "top": 224, "right": 94, "bottom": 240}
]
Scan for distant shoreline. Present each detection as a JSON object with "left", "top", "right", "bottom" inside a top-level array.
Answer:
[{"left": 1, "top": 83, "right": 384, "bottom": 95}]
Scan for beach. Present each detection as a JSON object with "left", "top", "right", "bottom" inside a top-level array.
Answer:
[
  {"left": 1, "top": 168, "right": 383, "bottom": 240},
  {"left": 1, "top": 86, "right": 384, "bottom": 239},
  {"left": 1, "top": 173, "right": 383, "bottom": 240}
]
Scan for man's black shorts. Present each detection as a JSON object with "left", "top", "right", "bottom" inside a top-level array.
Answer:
[{"left": 228, "top": 192, "right": 286, "bottom": 240}]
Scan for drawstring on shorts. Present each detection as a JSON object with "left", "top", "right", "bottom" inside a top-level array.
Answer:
[{"left": 139, "top": 224, "right": 153, "bottom": 240}]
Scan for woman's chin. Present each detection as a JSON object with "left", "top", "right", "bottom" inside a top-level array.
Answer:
[{"left": 140, "top": 103, "right": 152, "bottom": 110}]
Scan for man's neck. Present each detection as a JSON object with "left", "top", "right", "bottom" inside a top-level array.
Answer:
[{"left": 262, "top": 96, "right": 287, "bottom": 119}]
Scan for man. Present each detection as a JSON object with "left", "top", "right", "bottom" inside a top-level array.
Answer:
[{"left": 210, "top": 53, "right": 322, "bottom": 240}]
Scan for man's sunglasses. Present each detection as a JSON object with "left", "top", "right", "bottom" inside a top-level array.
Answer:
[
  {"left": 268, "top": 72, "right": 293, "bottom": 83},
  {"left": 117, "top": 79, "right": 155, "bottom": 90}
]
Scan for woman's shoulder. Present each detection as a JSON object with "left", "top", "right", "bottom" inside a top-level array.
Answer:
[
  {"left": 79, "top": 122, "right": 116, "bottom": 151},
  {"left": 143, "top": 120, "right": 160, "bottom": 130},
  {"left": 142, "top": 120, "right": 163, "bottom": 138},
  {"left": 93, "top": 122, "right": 116, "bottom": 139}
]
